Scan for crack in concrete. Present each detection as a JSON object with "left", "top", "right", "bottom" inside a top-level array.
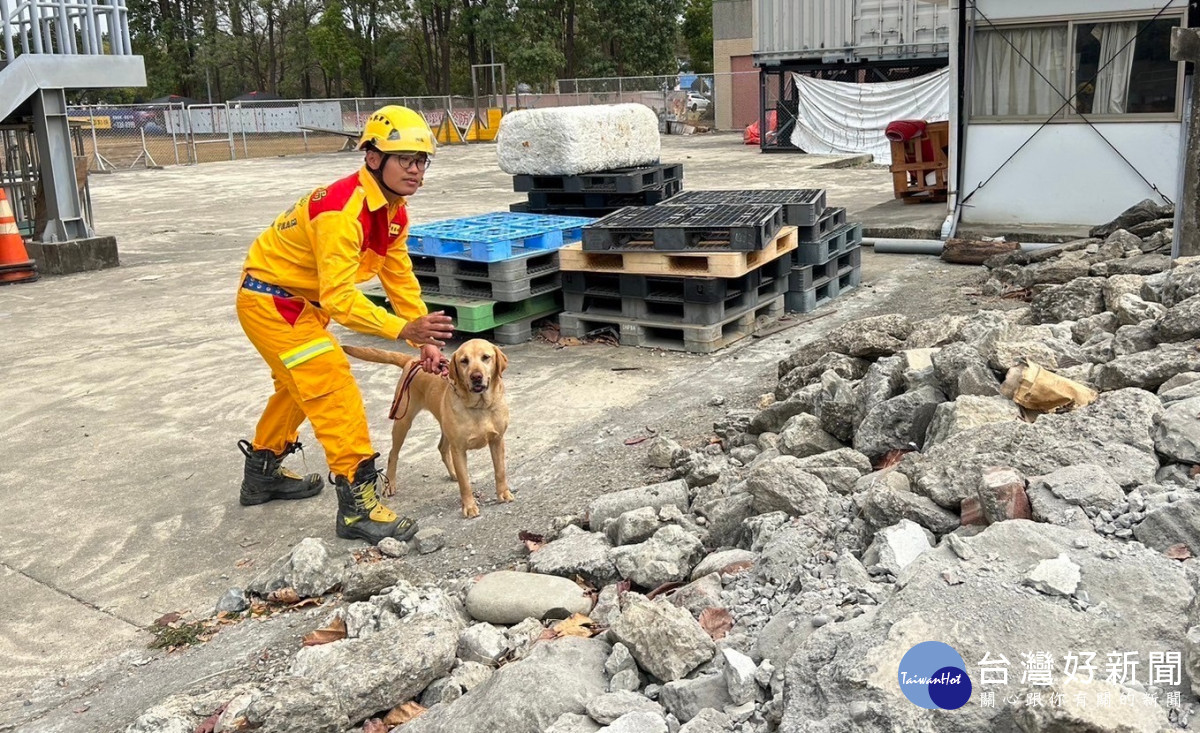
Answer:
[{"left": 0, "top": 561, "right": 142, "bottom": 629}]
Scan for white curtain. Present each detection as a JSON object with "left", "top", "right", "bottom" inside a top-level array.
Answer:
[
  {"left": 1092, "top": 22, "right": 1138, "bottom": 114},
  {"left": 972, "top": 26, "right": 1070, "bottom": 117},
  {"left": 787, "top": 67, "right": 951, "bottom": 166}
]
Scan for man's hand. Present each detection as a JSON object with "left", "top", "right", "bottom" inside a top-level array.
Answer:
[
  {"left": 419, "top": 344, "right": 447, "bottom": 376},
  {"left": 400, "top": 311, "right": 454, "bottom": 346}
]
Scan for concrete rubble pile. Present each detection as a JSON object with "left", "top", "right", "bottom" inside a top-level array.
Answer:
[{"left": 123, "top": 198, "right": 1200, "bottom": 733}]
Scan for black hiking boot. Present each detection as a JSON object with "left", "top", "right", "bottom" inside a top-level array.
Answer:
[
  {"left": 334, "top": 455, "right": 418, "bottom": 544},
  {"left": 239, "top": 439, "right": 324, "bottom": 506}
]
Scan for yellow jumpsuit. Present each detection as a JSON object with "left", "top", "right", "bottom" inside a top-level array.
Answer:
[{"left": 237, "top": 167, "right": 427, "bottom": 479}]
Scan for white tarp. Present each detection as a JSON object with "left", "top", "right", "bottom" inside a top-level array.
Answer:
[{"left": 789, "top": 67, "right": 951, "bottom": 165}]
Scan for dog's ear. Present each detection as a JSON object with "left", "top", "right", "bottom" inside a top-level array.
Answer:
[
  {"left": 449, "top": 348, "right": 467, "bottom": 390},
  {"left": 493, "top": 346, "right": 508, "bottom": 375}
]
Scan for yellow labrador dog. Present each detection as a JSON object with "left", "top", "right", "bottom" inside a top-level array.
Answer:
[{"left": 343, "top": 339, "right": 512, "bottom": 518}]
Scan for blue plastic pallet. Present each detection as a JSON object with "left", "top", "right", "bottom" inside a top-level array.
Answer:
[{"left": 408, "top": 213, "right": 597, "bottom": 262}]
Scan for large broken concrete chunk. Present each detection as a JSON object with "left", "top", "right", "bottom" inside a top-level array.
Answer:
[
  {"left": 659, "top": 672, "right": 733, "bottom": 723},
  {"left": 775, "top": 353, "right": 871, "bottom": 401},
  {"left": 1156, "top": 294, "right": 1200, "bottom": 342},
  {"left": 496, "top": 103, "right": 660, "bottom": 175},
  {"left": 745, "top": 455, "right": 831, "bottom": 516},
  {"left": 1029, "top": 463, "right": 1125, "bottom": 514},
  {"left": 1014, "top": 677, "right": 1170, "bottom": 733},
  {"left": 529, "top": 527, "right": 620, "bottom": 586},
  {"left": 1157, "top": 263, "right": 1200, "bottom": 307},
  {"left": 585, "top": 691, "right": 664, "bottom": 725},
  {"left": 610, "top": 597, "right": 716, "bottom": 682},
  {"left": 1134, "top": 495, "right": 1200, "bottom": 554},
  {"left": 776, "top": 315, "right": 913, "bottom": 380},
  {"left": 855, "top": 470, "right": 960, "bottom": 535},
  {"left": 611, "top": 525, "right": 705, "bottom": 589},
  {"left": 903, "top": 314, "right": 969, "bottom": 349},
  {"left": 855, "top": 355, "right": 905, "bottom": 426},
  {"left": 1102, "top": 273, "right": 1147, "bottom": 311},
  {"left": 778, "top": 413, "right": 844, "bottom": 459},
  {"left": 587, "top": 479, "right": 690, "bottom": 536},
  {"left": 289, "top": 612, "right": 459, "bottom": 723},
  {"left": 782, "top": 521, "right": 1191, "bottom": 732},
  {"left": 923, "top": 395, "right": 1020, "bottom": 449},
  {"left": 402, "top": 636, "right": 610, "bottom": 733},
  {"left": 816, "top": 370, "right": 859, "bottom": 443},
  {"left": 248, "top": 537, "right": 346, "bottom": 598},
  {"left": 646, "top": 436, "right": 682, "bottom": 468},
  {"left": 1156, "top": 395, "right": 1200, "bottom": 464},
  {"left": 749, "top": 390, "right": 817, "bottom": 434},
  {"left": 1112, "top": 292, "right": 1166, "bottom": 326},
  {"left": 930, "top": 342, "right": 1000, "bottom": 399},
  {"left": 976, "top": 466, "right": 1032, "bottom": 524},
  {"left": 690, "top": 549, "right": 758, "bottom": 581},
  {"left": 853, "top": 385, "right": 946, "bottom": 459},
  {"left": 791, "top": 447, "right": 873, "bottom": 495},
  {"left": 1030, "top": 277, "right": 1106, "bottom": 324},
  {"left": 240, "top": 678, "right": 347, "bottom": 733},
  {"left": 460, "top": 573, "right": 592, "bottom": 623},
  {"left": 1023, "top": 552, "right": 1082, "bottom": 597},
  {"left": 906, "top": 389, "right": 1161, "bottom": 510},
  {"left": 1090, "top": 200, "right": 1172, "bottom": 238},
  {"left": 1093, "top": 341, "right": 1200, "bottom": 390},
  {"left": 862, "top": 519, "right": 933, "bottom": 575}
]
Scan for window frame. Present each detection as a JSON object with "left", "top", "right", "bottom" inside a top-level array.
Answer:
[{"left": 968, "top": 10, "right": 1188, "bottom": 124}]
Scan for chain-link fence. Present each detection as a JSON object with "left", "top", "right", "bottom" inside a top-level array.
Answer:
[{"left": 68, "top": 73, "right": 757, "bottom": 171}]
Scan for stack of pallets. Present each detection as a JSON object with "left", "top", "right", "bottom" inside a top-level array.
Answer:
[
  {"left": 363, "top": 212, "right": 593, "bottom": 345},
  {"left": 664, "top": 190, "right": 863, "bottom": 313},
  {"left": 556, "top": 204, "right": 796, "bottom": 353},
  {"left": 510, "top": 163, "right": 684, "bottom": 218}
]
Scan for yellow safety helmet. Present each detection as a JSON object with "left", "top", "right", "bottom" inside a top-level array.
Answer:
[{"left": 358, "top": 105, "right": 436, "bottom": 155}]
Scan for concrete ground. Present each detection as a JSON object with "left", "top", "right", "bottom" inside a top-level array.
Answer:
[{"left": 1, "top": 133, "right": 1002, "bottom": 731}]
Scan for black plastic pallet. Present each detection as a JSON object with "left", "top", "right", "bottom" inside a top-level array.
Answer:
[
  {"left": 417, "top": 269, "right": 561, "bottom": 302},
  {"left": 582, "top": 204, "right": 785, "bottom": 253},
  {"left": 525, "top": 179, "right": 682, "bottom": 212},
  {"left": 796, "top": 207, "right": 847, "bottom": 243},
  {"left": 559, "top": 295, "right": 785, "bottom": 354},
  {"left": 513, "top": 163, "right": 684, "bottom": 194},
  {"left": 663, "top": 189, "right": 827, "bottom": 227},
  {"left": 793, "top": 222, "right": 863, "bottom": 265},
  {"left": 562, "top": 253, "right": 790, "bottom": 326},
  {"left": 410, "top": 250, "right": 559, "bottom": 281},
  {"left": 789, "top": 245, "right": 862, "bottom": 291},
  {"left": 786, "top": 266, "right": 862, "bottom": 313}
]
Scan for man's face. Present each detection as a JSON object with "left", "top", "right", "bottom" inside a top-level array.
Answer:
[{"left": 368, "top": 150, "right": 427, "bottom": 197}]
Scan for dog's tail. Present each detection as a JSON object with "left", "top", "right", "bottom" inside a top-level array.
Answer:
[{"left": 342, "top": 344, "right": 416, "bottom": 370}]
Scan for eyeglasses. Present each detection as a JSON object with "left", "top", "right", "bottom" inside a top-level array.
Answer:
[{"left": 391, "top": 153, "right": 431, "bottom": 171}]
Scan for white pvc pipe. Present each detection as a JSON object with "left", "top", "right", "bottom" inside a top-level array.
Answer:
[{"left": 864, "top": 238, "right": 1065, "bottom": 255}]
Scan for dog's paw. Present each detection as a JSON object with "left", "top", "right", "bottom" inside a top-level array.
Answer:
[
  {"left": 497, "top": 487, "right": 515, "bottom": 503},
  {"left": 462, "top": 501, "right": 480, "bottom": 519}
]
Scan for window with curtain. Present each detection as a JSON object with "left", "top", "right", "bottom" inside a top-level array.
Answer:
[
  {"left": 972, "top": 16, "right": 1181, "bottom": 119},
  {"left": 972, "top": 26, "right": 1070, "bottom": 117}
]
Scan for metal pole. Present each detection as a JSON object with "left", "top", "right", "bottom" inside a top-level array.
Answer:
[
  {"left": 300, "top": 101, "right": 309, "bottom": 152},
  {"left": 88, "top": 109, "right": 107, "bottom": 171}
]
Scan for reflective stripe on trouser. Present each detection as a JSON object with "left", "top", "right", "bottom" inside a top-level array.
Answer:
[{"left": 237, "top": 288, "right": 373, "bottom": 479}]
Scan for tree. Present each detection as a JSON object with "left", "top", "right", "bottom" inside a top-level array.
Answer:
[{"left": 682, "top": 0, "right": 713, "bottom": 74}]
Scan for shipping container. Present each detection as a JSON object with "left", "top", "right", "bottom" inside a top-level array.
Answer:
[{"left": 754, "top": 0, "right": 950, "bottom": 64}]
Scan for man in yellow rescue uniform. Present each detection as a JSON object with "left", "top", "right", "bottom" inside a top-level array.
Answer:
[{"left": 235, "top": 105, "right": 454, "bottom": 545}]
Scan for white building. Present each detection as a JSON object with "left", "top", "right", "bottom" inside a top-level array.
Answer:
[{"left": 932, "top": 0, "right": 1190, "bottom": 230}]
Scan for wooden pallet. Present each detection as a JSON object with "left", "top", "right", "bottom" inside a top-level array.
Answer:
[
  {"left": 559, "top": 227, "right": 798, "bottom": 279},
  {"left": 889, "top": 121, "right": 949, "bottom": 204}
]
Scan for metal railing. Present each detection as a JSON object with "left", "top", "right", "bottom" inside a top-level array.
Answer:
[
  {"left": 1, "top": 0, "right": 133, "bottom": 60},
  {"left": 65, "top": 74, "right": 756, "bottom": 170}
]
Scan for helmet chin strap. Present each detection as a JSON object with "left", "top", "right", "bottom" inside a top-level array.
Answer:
[{"left": 367, "top": 154, "right": 408, "bottom": 198}]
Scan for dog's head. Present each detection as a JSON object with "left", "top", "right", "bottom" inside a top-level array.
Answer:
[{"left": 450, "top": 339, "right": 507, "bottom": 394}]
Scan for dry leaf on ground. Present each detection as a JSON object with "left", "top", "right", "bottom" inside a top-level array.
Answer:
[
  {"left": 383, "top": 702, "right": 428, "bottom": 726},
  {"left": 302, "top": 616, "right": 347, "bottom": 646},
  {"left": 266, "top": 588, "right": 301, "bottom": 605},
  {"left": 519, "top": 530, "right": 545, "bottom": 553},
  {"left": 698, "top": 607, "right": 733, "bottom": 640}
]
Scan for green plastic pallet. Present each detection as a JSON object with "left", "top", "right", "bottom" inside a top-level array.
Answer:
[{"left": 364, "top": 288, "right": 560, "bottom": 333}]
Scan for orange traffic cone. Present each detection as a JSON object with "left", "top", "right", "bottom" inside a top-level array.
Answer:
[{"left": 0, "top": 187, "right": 38, "bottom": 285}]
